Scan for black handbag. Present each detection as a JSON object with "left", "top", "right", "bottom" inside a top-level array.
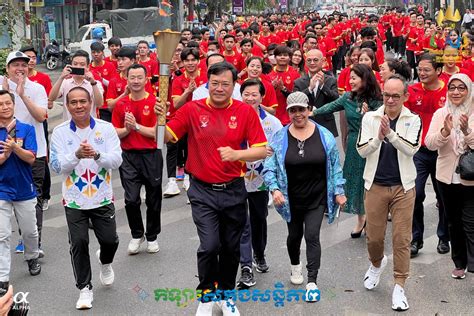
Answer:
[{"left": 457, "top": 149, "right": 474, "bottom": 180}]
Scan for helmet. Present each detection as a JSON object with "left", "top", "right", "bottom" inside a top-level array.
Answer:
[{"left": 92, "top": 28, "right": 104, "bottom": 40}]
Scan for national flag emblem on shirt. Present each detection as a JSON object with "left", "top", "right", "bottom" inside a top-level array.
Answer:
[
  {"left": 228, "top": 116, "right": 238, "bottom": 129},
  {"left": 199, "top": 115, "right": 209, "bottom": 128}
]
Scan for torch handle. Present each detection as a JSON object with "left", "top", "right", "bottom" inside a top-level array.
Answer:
[{"left": 158, "top": 75, "right": 169, "bottom": 126}]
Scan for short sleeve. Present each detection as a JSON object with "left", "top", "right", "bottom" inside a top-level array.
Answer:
[
  {"left": 245, "top": 108, "right": 267, "bottom": 148},
  {"left": 171, "top": 76, "right": 184, "bottom": 98},
  {"left": 166, "top": 102, "right": 191, "bottom": 141},
  {"left": 111, "top": 100, "right": 125, "bottom": 128},
  {"left": 23, "top": 125, "right": 37, "bottom": 155},
  {"left": 106, "top": 78, "right": 118, "bottom": 100}
]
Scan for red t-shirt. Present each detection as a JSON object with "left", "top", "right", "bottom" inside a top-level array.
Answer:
[
  {"left": 166, "top": 98, "right": 267, "bottom": 183},
  {"left": 104, "top": 56, "right": 119, "bottom": 72},
  {"left": 139, "top": 58, "right": 159, "bottom": 78},
  {"left": 111, "top": 92, "right": 157, "bottom": 150},
  {"left": 392, "top": 17, "right": 404, "bottom": 37},
  {"left": 267, "top": 66, "right": 301, "bottom": 125},
  {"left": 258, "top": 34, "right": 279, "bottom": 48},
  {"left": 89, "top": 60, "right": 117, "bottom": 108},
  {"left": 405, "top": 81, "right": 447, "bottom": 146},
  {"left": 439, "top": 68, "right": 471, "bottom": 85},
  {"left": 106, "top": 73, "right": 155, "bottom": 102},
  {"left": 28, "top": 71, "right": 52, "bottom": 95},
  {"left": 223, "top": 51, "right": 246, "bottom": 72},
  {"left": 171, "top": 70, "right": 207, "bottom": 104},
  {"left": 337, "top": 66, "right": 352, "bottom": 93}
]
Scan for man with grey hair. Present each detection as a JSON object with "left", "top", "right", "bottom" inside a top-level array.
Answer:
[{"left": 356, "top": 75, "right": 422, "bottom": 311}]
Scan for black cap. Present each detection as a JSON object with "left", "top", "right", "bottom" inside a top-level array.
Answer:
[{"left": 19, "top": 45, "right": 37, "bottom": 55}]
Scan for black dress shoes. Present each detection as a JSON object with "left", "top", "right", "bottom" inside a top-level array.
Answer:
[
  {"left": 410, "top": 240, "right": 423, "bottom": 258},
  {"left": 437, "top": 240, "right": 450, "bottom": 254}
]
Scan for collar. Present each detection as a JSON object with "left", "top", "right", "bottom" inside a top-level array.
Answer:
[
  {"left": 421, "top": 79, "right": 445, "bottom": 92},
  {"left": 184, "top": 70, "right": 200, "bottom": 79},
  {"left": 273, "top": 65, "right": 289, "bottom": 73},
  {"left": 258, "top": 106, "right": 267, "bottom": 119},
  {"left": 69, "top": 116, "right": 96, "bottom": 132},
  {"left": 205, "top": 97, "right": 233, "bottom": 109}
]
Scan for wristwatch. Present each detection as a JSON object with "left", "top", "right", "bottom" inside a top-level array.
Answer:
[
  {"left": 94, "top": 152, "right": 101, "bottom": 161},
  {"left": 135, "top": 124, "right": 141, "bottom": 131}
]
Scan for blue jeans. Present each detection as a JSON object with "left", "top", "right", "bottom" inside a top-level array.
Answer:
[{"left": 412, "top": 147, "right": 449, "bottom": 243}]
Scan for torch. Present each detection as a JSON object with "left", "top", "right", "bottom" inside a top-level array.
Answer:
[{"left": 153, "top": 29, "right": 182, "bottom": 149}]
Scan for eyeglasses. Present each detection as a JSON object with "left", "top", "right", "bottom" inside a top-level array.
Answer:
[
  {"left": 382, "top": 92, "right": 402, "bottom": 101},
  {"left": 448, "top": 85, "right": 467, "bottom": 92}
]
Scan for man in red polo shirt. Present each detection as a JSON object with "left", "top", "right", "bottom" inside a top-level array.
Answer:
[
  {"left": 105, "top": 37, "right": 121, "bottom": 72},
  {"left": 89, "top": 42, "right": 116, "bottom": 122},
  {"left": 137, "top": 40, "right": 159, "bottom": 79},
  {"left": 112, "top": 64, "right": 162, "bottom": 256},
  {"left": 222, "top": 35, "right": 246, "bottom": 73},
  {"left": 155, "top": 62, "right": 267, "bottom": 316},
  {"left": 405, "top": 53, "right": 450, "bottom": 258},
  {"left": 107, "top": 47, "right": 154, "bottom": 111},
  {"left": 268, "top": 45, "right": 300, "bottom": 125}
]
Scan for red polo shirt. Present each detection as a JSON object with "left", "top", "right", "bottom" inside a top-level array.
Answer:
[
  {"left": 104, "top": 56, "right": 119, "bottom": 72},
  {"left": 28, "top": 71, "right": 52, "bottom": 95},
  {"left": 268, "top": 66, "right": 301, "bottom": 125},
  {"left": 405, "top": 81, "right": 447, "bottom": 146},
  {"left": 138, "top": 58, "right": 159, "bottom": 78},
  {"left": 106, "top": 73, "right": 155, "bottom": 102},
  {"left": 111, "top": 92, "right": 157, "bottom": 150},
  {"left": 90, "top": 60, "right": 117, "bottom": 109},
  {"left": 166, "top": 98, "right": 267, "bottom": 183},
  {"left": 223, "top": 51, "right": 246, "bottom": 72},
  {"left": 171, "top": 70, "right": 207, "bottom": 104}
]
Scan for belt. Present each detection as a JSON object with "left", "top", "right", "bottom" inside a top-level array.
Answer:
[{"left": 191, "top": 176, "right": 243, "bottom": 191}]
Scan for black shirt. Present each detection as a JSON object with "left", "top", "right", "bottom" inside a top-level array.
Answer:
[
  {"left": 285, "top": 128, "right": 327, "bottom": 210},
  {"left": 374, "top": 116, "right": 402, "bottom": 186}
]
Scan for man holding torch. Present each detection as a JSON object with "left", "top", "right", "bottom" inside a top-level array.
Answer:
[{"left": 155, "top": 61, "right": 267, "bottom": 315}]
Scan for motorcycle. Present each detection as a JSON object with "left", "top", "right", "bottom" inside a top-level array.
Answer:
[{"left": 44, "top": 40, "right": 71, "bottom": 70}]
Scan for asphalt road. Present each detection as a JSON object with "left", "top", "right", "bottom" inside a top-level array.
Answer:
[{"left": 7, "top": 65, "right": 474, "bottom": 316}]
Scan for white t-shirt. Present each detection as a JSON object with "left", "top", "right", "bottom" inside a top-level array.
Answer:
[
  {"left": 0, "top": 76, "right": 48, "bottom": 158},
  {"left": 192, "top": 82, "right": 242, "bottom": 101}
]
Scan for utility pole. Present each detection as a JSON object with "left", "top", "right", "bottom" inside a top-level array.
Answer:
[
  {"left": 25, "top": 0, "right": 31, "bottom": 40},
  {"left": 90, "top": 0, "right": 94, "bottom": 24}
]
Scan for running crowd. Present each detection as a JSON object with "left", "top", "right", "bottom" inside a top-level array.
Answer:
[{"left": 0, "top": 5, "right": 474, "bottom": 316}]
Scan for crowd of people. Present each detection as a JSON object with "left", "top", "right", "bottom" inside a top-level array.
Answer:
[{"left": 0, "top": 5, "right": 474, "bottom": 316}]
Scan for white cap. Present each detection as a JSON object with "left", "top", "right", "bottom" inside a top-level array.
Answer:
[{"left": 6, "top": 51, "right": 30, "bottom": 66}]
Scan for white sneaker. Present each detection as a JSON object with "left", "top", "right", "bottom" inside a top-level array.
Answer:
[
  {"left": 96, "top": 249, "right": 114, "bottom": 286},
  {"left": 42, "top": 199, "right": 49, "bottom": 211},
  {"left": 218, "top": 299, "right": 240, "bottom": 316},
  {"left": 305, "top": 282, "right": 320, "bottom": 302},
  {"left": 392, "top": 284, "right": 409, "bottom": 311},
  {"left": 163, "top": 178, "right": 180, "bottom": 197},
  {"left": 290, "top": 263, "right": 304, "bottom": 285},
  {"left": 183, "top": 174, "right": 190, "bottom": 191},
  {"left": 363, "top": 255, "right": 387, "bottom": 290},
  {"left": 147, "top": 240, "right": 160, "bottom": 253},
  {"left": 128, "top": 237, "right": 145, "bottom": 255},
  {"left": 196, "top": 301, "right": 215, "bottom": 316},
  {"left": 76, "top": 286, "right": 93, "bottom": 310}
]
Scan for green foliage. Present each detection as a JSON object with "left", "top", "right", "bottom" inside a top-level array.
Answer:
[
  {"left": 0, "top": 49, "right": 9, "bottom": 76},
  {"left": 0, "top": 2, "right": 42, "bottom": 47}
]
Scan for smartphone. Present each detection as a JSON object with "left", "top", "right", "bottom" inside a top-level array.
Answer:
[{"left": 70, "top": 67, "right": 85, "bottom": 76}]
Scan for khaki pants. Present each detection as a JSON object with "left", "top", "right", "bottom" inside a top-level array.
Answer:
[{"left": 365, "top": 184, "right": 415, "bottom": 286}]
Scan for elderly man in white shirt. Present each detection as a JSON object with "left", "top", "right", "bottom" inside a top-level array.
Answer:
[
  {"left": 50, "top": 86, "right": 122, "bottom": 310},
  {"left": 0, "top": 51, "right": 48, "bottom": 256}
]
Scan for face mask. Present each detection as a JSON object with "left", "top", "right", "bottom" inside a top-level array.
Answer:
[{"left": 226, "top": 25, "right": 233, "bottom": 31}]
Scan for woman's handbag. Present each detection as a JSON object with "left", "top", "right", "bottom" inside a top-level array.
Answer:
[{"left": 457, "top": 149, "right": 474, "bottom": 180}]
